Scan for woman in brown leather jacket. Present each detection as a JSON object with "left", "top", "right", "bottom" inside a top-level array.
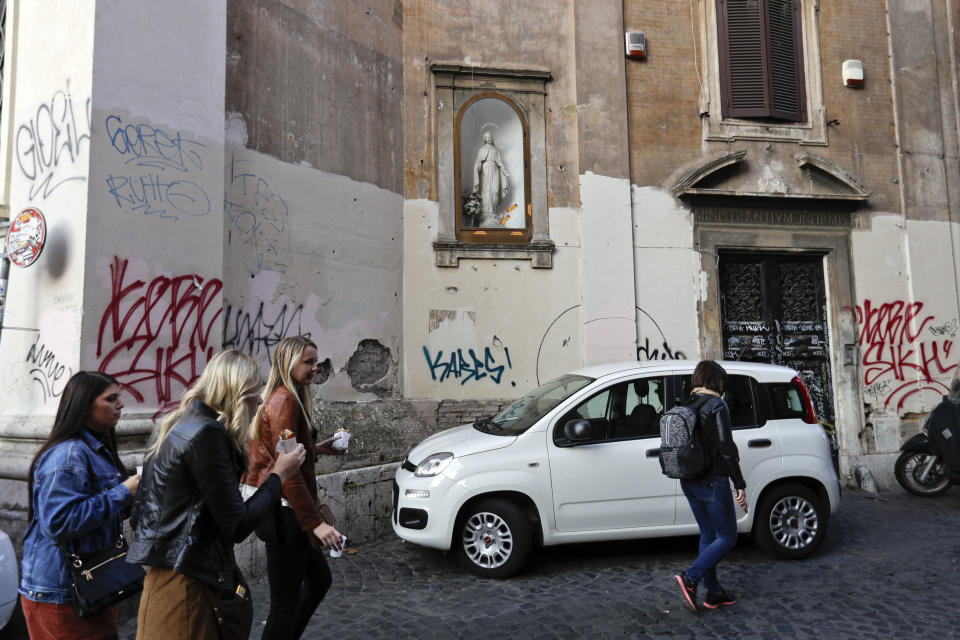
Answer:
[
  {"left": 673, "top": 360, "right": 748, "bottom": 614},
  {"left": 243, "top": 336, "right": 344, "bottom": 640}
]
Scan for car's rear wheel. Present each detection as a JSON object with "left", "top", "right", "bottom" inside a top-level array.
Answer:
[
  {"left": 455, "top": 498, "right": 531, "bottom": 578},
  {"left": 753, "top": 483, "right": 827, "bottom": 559}
]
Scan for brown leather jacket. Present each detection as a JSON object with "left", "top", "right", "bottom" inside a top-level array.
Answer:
[{"left": 242, "top": 388, "right": 335, "bottom": 532}]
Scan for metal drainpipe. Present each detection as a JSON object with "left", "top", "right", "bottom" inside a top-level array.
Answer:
[
  {"left": 0, "top": 251, "right": 8, "bottom": 346},
  {"left": 0, "top": 220, "right": 9, "bottom": 347}
]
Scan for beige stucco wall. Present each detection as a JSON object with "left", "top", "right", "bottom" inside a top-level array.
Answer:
[
  {"left": 1, "top": 0, "right": 95, "bottom": 425},
  {"left": 80, "top": 0, "right": 228, "bottom": 419},
  {"left": 403, "top": 199, "right": 583, "bottom": 399},
  {"left": 3, "top": 0, "right": 229, "bottom": 432},
  {"left": 222, "top": 0, "right": 404, "bottom": 401},
  {"left": 221, "top": 144, "right": 403, "bottom": 401},
  {"left": 630, "top": 186, "right": 700, "bottom": 363}
]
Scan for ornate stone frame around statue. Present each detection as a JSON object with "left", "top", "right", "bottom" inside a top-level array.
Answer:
[{"left": 432, "top": 64, "right": 555, "bottom": 268}]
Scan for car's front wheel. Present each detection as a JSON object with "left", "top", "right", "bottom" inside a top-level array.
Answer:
[
  {"left": 753, "top": 483, "right": 828, "bottom": 559},
  {"left": 455, "top": 498, "right": 532, "bottom": 578}
]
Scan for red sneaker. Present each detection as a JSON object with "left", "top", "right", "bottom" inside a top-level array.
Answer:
[
  {"left": 702, "top": 590, "right": 738, "bottom": 610},
  {"left": 673, "top": 573, "right": 698, "bottom": 613}
]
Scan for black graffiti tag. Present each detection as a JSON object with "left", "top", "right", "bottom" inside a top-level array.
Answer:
[{"left": 26, "top": 335, "right": 72, "bottom": 403}]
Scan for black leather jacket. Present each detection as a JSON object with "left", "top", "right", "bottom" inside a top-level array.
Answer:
[
  {"left": 128, "top": 401, "right": 281, "bottom": 591},
  {"left": 693, "top": 393, "right": 747, "bottom": 489}
]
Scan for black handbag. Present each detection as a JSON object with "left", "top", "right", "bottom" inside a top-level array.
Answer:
[
  {"left": 58, "top": 535, "right": 145, "bottom": 617},
  {"left": 213, "top": 568, "right": 253, "bottom": 640}
]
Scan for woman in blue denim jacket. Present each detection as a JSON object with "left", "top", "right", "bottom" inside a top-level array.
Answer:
[{"left": 19, "top": 371, "right": 140, "bottom": 640}]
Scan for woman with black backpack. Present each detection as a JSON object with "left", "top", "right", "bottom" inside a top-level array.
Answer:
[{"left": 672, "top": 360, "right": 748, "bottom": 613}]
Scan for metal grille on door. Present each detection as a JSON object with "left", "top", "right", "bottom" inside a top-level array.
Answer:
[{"left": 719, "top": 253, "right": 836, "bottom": 431}]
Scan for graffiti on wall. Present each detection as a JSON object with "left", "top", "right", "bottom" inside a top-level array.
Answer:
[
  {"left": 26, "top": 335, "right": 72, "bottom": 403},
  {"left": 96, "top": 257, "right": 223, "bottom": 414},
  {"left": 222, "top": 301, "right": 308, "bottom": 359},
  {"left": 856, "top": 299, "right": 958, "bottom": 411},
  {"left": 15, "top": 80, "right": 91, "bottom": 200},
  {"left": 104, "top": 115, "right": 211, "bottom": 219},
  {"left": 224, "top": 155, "right": 290, "bottom": 275},
  {"left": 636, "top": 306, "right": 686, "bottom": 361},
  {"left": 637, "top": 337, "right": 686, "bottom": 361},
  {"left": 423, "top": 346, "right": 514, "bottom": 386}
]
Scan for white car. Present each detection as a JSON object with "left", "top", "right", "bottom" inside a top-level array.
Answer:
[
  {"left": 392, "top": 360, "right": 841, "bottom": 578},
  {"left": 0, "top": 529, "right": 17, "bottom": 629}
]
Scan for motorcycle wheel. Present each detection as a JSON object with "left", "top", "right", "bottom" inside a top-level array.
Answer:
[{"left": 894, "top": 451, "right": 951, "bottom": 496}]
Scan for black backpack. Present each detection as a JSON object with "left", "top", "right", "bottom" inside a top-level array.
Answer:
[{"left": 659, "top": 396, "right": 709, "bottom": 480}]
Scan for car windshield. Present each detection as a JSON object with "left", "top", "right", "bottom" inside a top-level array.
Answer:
[{"left": 474, "top": 374, "right": 595, "bottom": 436}]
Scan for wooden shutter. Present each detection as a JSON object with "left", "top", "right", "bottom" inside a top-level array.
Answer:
[
  {"left": 766, "top": 0, "right": 805, "bottom": 121},
  {"left": 718, "top": 0, "right": 768, "bottom": 117},
  {"left": 717, "top": 0, "right": 805, "bottom": 122}
]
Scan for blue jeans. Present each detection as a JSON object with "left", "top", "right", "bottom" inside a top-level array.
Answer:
[{"left": 680, "top": 475, "right": 738, "bottom": 594}]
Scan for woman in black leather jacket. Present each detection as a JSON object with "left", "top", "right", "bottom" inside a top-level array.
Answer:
[
  {"left": 672, "top": 360, "right": 748, "bottom": 614},
  {"left": 129, "top": 350, "right": 305, "bottom": 639}
]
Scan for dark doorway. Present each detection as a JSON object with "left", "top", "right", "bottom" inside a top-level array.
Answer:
[{"left": 718, "top": 252, "right": 836, "bottom": 431}]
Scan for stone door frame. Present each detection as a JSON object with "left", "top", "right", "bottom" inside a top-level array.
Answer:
[{"left": 695, "top": 215, "right": 864, "bottom": 477}]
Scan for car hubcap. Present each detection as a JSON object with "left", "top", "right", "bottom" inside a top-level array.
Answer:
[
  {"left": 462, "top": 511, "right": 513, "bottom": 569},
  {"left": 769, "top": 496, "right": 818, "bottom": 550}
]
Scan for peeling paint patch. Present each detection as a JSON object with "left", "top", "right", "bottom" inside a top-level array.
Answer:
[
  {"left": 428, "top": 309, "right": 476, "bottom": 333},
  {"left": 225, "top": 111, "right": 248, "bottom": 147},
  {"left": 428, "top": 310, "right": 456, "bottom": 333},
  {"left": 346, "top": 339, "right": 392, "bottom": 396},
  {"left": 699, "top": 269, "right": 710, "bottom": 302}
]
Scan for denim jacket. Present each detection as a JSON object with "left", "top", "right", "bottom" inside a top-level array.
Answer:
[{"left": 19, "top": 429, "right": 133, "bottom": 604}]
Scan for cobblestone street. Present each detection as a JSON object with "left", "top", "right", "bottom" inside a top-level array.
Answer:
[{"left": 121, "top": 489, "right": 960, "bottom": 639}]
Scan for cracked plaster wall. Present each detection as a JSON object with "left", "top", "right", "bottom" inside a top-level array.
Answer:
[{"left": 222, "top": 0, "right": 403, "bottom": 401}]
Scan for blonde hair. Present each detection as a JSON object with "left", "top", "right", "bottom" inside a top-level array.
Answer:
[
  {"left": 147, "top": 350, "right": 262, "bottom": 458},
  {"left": 252, "top": 336, "right": 317, "bottom": 441}
]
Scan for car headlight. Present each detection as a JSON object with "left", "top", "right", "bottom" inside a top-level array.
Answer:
[{"left": 415, "top": 452, "right": 454, "bottom": 477}]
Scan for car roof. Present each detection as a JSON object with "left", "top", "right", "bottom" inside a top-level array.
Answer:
[{"left": 567, "top": 360, "right": 799, "bottom": 383}]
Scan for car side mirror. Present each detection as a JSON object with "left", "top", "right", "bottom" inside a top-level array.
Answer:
[{"left": 564, "top": 419, "right": 592, "bottom": 441}]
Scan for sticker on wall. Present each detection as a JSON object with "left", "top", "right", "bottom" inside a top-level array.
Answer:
[
  {"left": 527, "top": 203, "right": 532, "bottom": 217},
  {"left": 6, "top": 207, "right": 47, "bottom": 268}
]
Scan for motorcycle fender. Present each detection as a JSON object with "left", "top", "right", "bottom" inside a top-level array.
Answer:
[{"left": 900, "top": 432, "right": 933, "bottom": 453}]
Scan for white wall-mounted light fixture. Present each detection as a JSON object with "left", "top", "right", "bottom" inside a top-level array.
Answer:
[
  {"left": 625, "top": 32, "right": 646, "bottom": 60},
  {"left": 842, "top": 59, "right": 864, "bottom": 87}
]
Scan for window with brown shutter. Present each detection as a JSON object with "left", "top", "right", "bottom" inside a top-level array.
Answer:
[{"left": 717, "top": 0, "right": 806, "bottom": 122}]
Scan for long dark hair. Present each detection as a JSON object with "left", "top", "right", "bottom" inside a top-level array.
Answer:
[{"left": 27, "top": 371, "right": 128, "bottom": 521}]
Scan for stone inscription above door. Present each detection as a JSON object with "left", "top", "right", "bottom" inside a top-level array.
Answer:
[{"left": 693, "top": 207, "right": 850, "bottom": 227}]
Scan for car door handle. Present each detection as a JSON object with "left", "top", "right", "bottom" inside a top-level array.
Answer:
[
  {"left": 748, "top": 439, "right": 772, "bottom": 448},
  {"left": 646, "top": 448, "right": 660, "bottom": 458}
]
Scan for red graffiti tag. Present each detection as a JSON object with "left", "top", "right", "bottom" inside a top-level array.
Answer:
[
  {"left": 856, "top": 299, "right": 956, "bottom": 411},
  {"left": 97, "top": 257, "right": 223, "bottom": 415}
]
